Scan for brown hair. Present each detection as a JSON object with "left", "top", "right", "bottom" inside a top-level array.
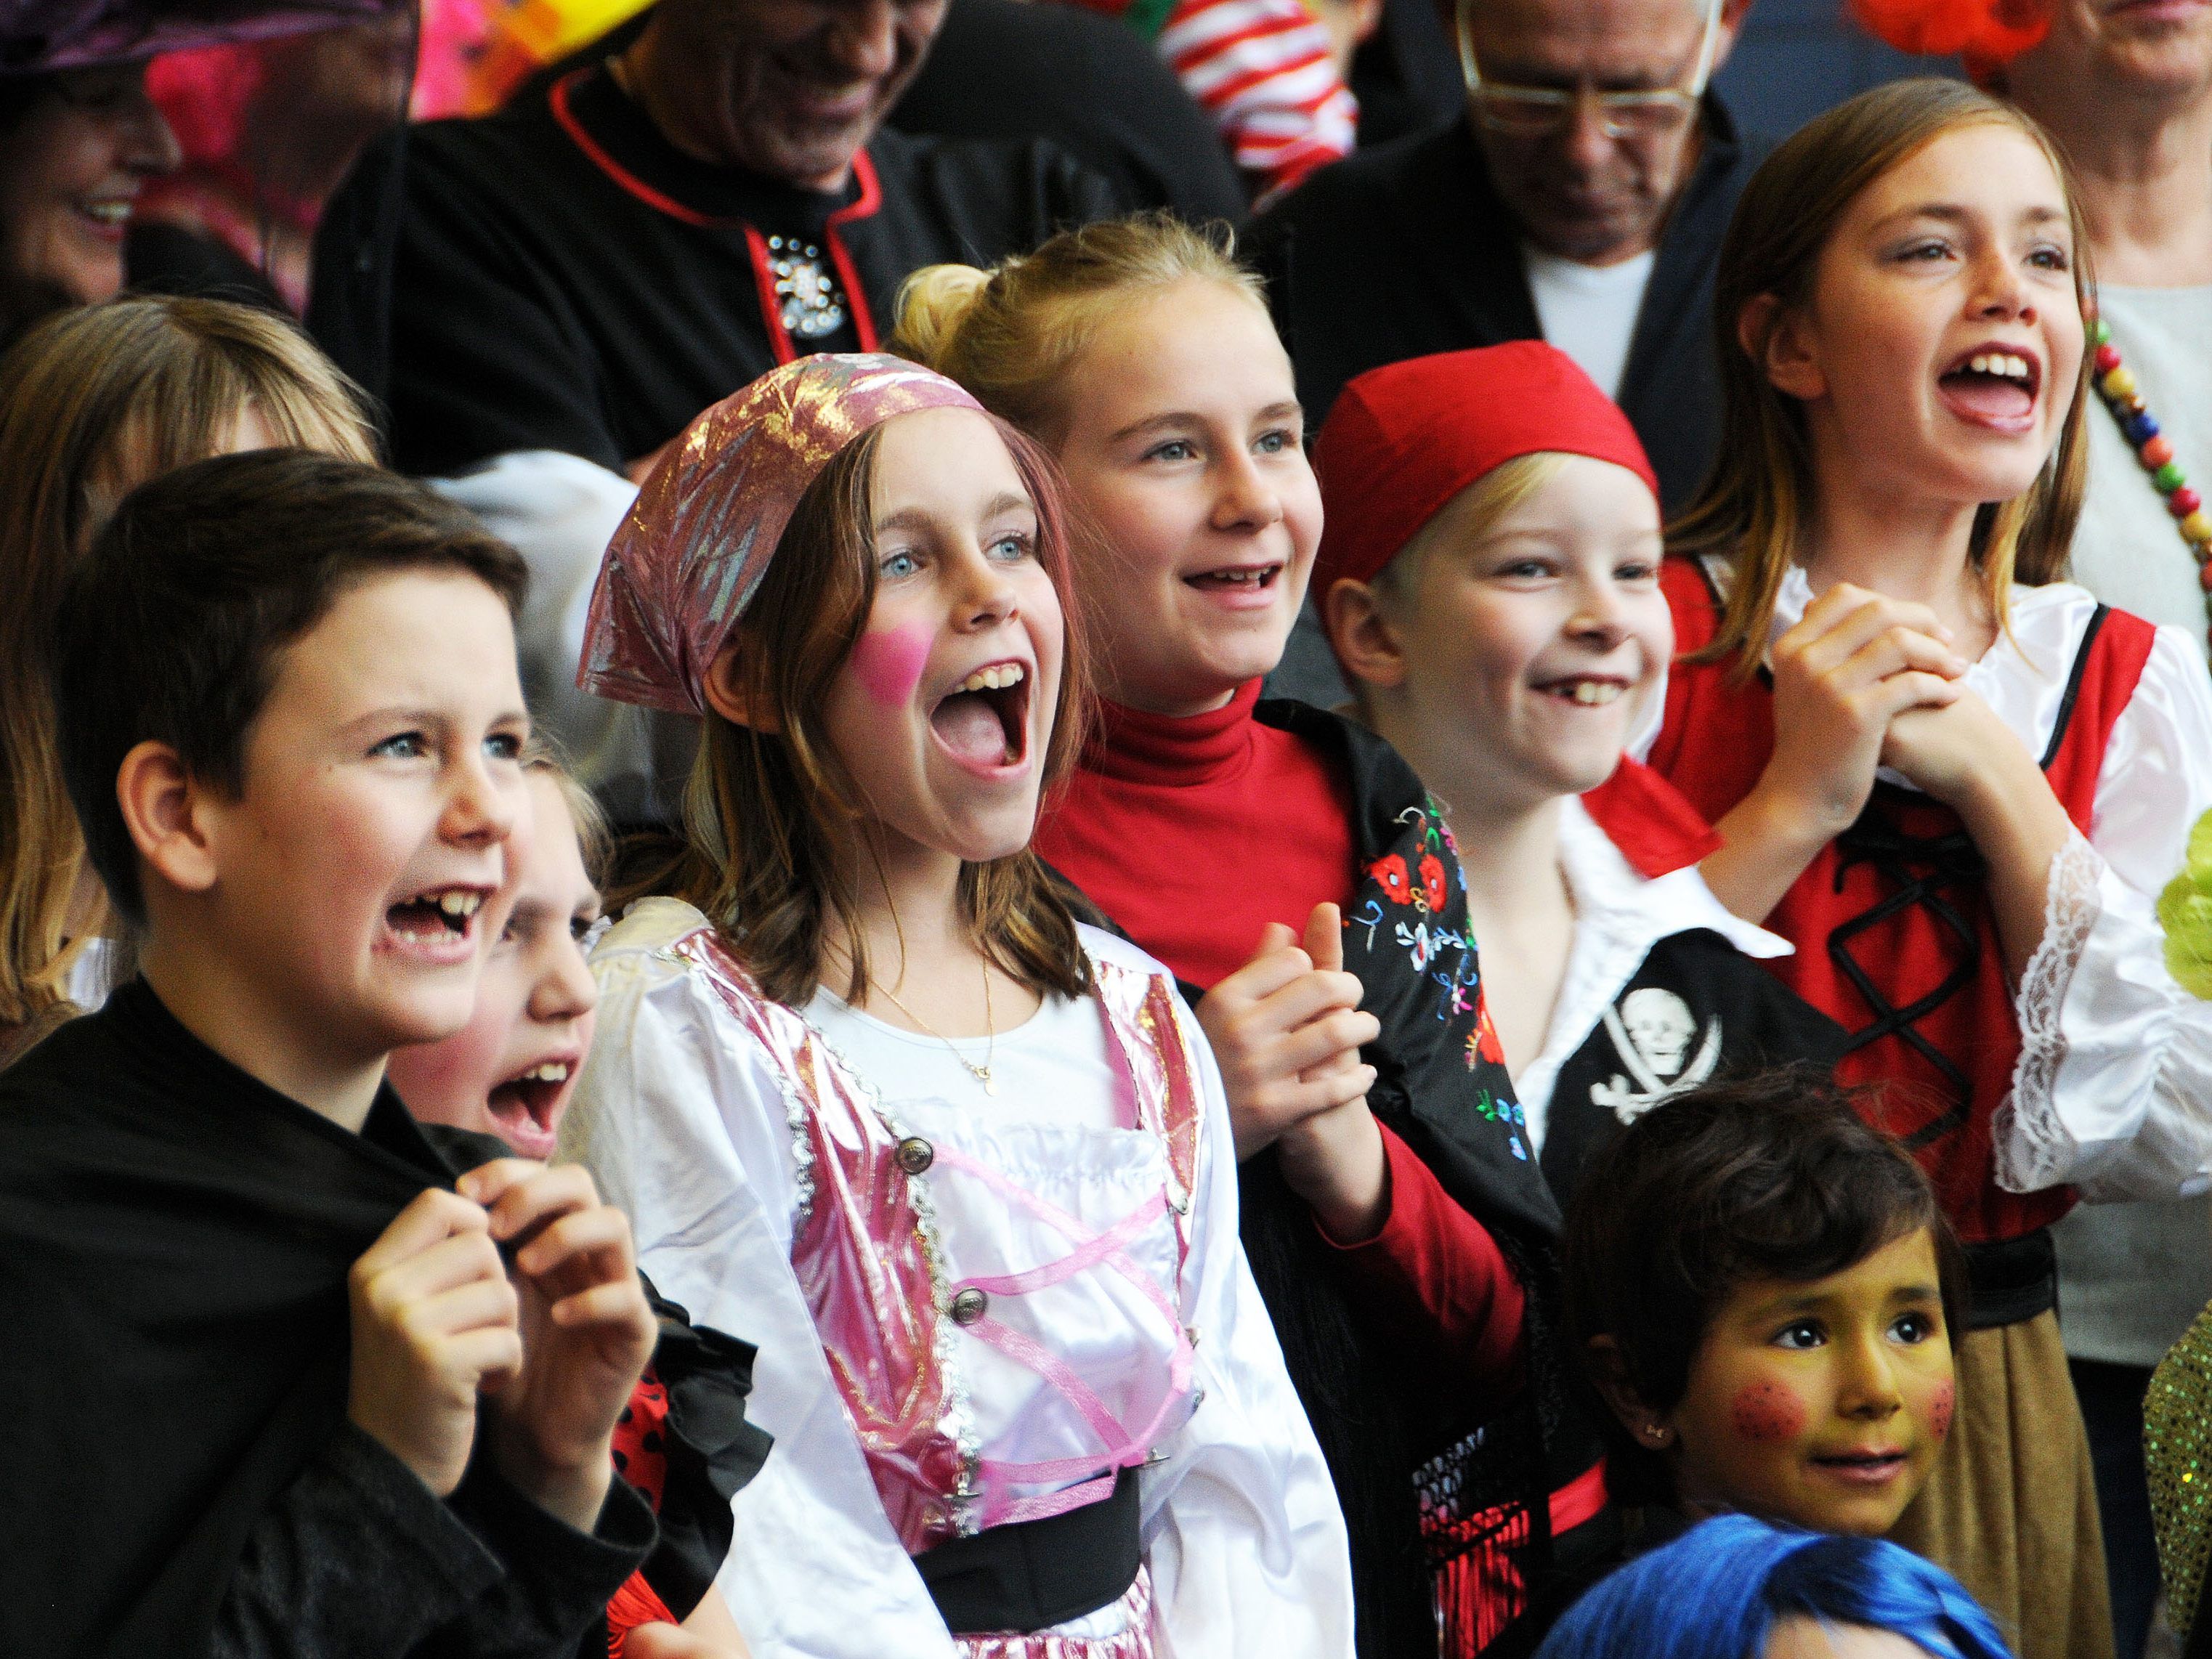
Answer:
[
  {"left": 524, "top": 744, "right": 612, "bottom": 889},
  {"left": 0, "top": 296, "right": 373, "bottom": 1050},
  {"left": 1669, "top": 78, "right": 2091, "bottom": 678},
  {"left": 52, "top": 451, "right": 526, "bottom": 927},
  {"left": 649, "top": 416, "right": 1095, "bottom": 1008},
  {"left": 891, "top": 212, "right": 1269, "bottom": 445}
]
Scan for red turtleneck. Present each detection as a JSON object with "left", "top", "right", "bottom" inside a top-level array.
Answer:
[{"left": 1034, "top": 681, "right": 1360, "bottom": 988}]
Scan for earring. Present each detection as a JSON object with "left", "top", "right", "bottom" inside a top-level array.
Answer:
[{"left": 1641, "top": 1423, "right": 1671, "bottom": 1447}]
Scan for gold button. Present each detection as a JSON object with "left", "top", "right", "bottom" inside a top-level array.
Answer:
[
  {"left": 894, "top": 1136, "right": 934, "bottom": 1175},
  {"left": 949, "top": 1287, "right": 989, "bottom": 1325}
]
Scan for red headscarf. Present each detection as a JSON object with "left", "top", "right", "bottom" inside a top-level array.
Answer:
[{"left": 1310, "top": 341, "right": 1659, "bottom": 611}]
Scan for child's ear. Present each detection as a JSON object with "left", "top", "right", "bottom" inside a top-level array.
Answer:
[
  {"left": 1323, "top": 577, "right": 1407, "bottom": 692},
  {"left": 1739, "top": 293, "right": 1826, "bottom": 403},
  {"left": 701, "top": 641, "right": 782, "bottom": 734},
  {"left": 114, "top": 740, "right": 219, "bottom": 899},
  {"left": 1586, "top": 1335, "right": 1677, "bottom": 1451}
]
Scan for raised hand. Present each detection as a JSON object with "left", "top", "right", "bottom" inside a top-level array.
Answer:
[
  {"left": 459, "top": 1159, "right": 657, "bottom": 1533},
  {"left": 347, "top": 1187, "right": 522, "bottom": 1498},
  {"left": 1198, "top": 901, "right": 1380, "bottom": 1163}
]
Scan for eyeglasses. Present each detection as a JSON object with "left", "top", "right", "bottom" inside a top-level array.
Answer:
[{"left": 1457, "top": 0, "right": 1722, "bottom": 142}]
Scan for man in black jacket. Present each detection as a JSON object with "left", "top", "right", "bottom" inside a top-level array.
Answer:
[{"left": 1247, "top": 0, "right": 1762, "bottom": 702}]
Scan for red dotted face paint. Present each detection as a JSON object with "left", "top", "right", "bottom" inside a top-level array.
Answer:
[
  {"left": 848, "top": 622, "right": 933, "bottom": 709},
  {"left": 1927, "top": 1380, "right": 1956, "bottom": 1442},
  {"left": 1729, "top": 1379, "right": 1807, "bottom": 1444}
]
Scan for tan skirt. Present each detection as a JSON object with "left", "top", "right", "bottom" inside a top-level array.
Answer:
[{"left": 1886, "top": 1308, "right": 2115, "bottom": 1659}]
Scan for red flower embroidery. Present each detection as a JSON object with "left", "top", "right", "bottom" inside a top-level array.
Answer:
[
  {"left": 1370, "top": 853, "right": 1412, "bottom": 905},
  {"left": 1474, "top": 994, "right": 1506, "bottom": 1064},
  {"left": 1418, "top": 853, "right": 1448, "bottom": 912}
]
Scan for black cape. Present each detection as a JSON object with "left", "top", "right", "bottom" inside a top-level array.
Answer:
[
  {"left": 0, "top": 980, "right": 702, "bottom": 1656},
  {"left": 307, "top": 59, "right": 1119, "bottom": 475}
]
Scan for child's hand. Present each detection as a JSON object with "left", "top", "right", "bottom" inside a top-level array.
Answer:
[
  {"left": 1198, "top": 902, "right": 1380, "bottom": 1163},
  {"left": 1879, "top": 684, "right": 2031, "bottom": 810},
  {"left": 1763, "top": 583, "right": 1967, "bottom": 837},
  {"left": 460, "top": 1159, "right": 657, "bottom": 1533},
  {"left": 347, "top": 1187, "right": 522, "bottom": 1498}
]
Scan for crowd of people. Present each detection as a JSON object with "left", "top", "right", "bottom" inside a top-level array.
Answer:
[{"left": 9, "top": 0, "right": 2212, "bottom": 1658}]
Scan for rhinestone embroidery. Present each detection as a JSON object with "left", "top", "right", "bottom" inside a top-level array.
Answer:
[{"left": 766, "top": 233, "right": 848, "bottom": 340}]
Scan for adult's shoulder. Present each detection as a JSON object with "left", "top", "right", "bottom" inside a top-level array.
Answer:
[
  {"left": 1246, "top": 119, "right": 1465, "bottom": 252},
  {"left": 864, "top": 126, "right": 1122, "bottom": 249},
  {"left": 888, "top": 0, "right": 1244, "bottom": 223}
]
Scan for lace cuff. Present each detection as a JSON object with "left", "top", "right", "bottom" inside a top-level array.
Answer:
[{"left": 1993, "top": 829, "right": 2103, "bottom": 1193}]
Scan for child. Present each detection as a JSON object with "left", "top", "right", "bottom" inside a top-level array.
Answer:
[
  {"left": 389, "top": 755, "right": 765, "bottom": 1658},
  {"left": 562, "top": 352, "right": 1353, "bottom": 1658},
  {"left": 0, "top": 294, "right": 374, "bottom": 1066},
  {"left": 1314, "top": 341, "right": 1847, "bottom": 1203},
  {"left": 894, "top": 216, "right": 1577, "bottom": 1658},
  {"left": 1534, "top": 1514, "right": 2013, "bottom": 1659},
  {"left": 1563, "top": 1069, "right": 1961, "bottom": 1548},
  {"left": 0, "top": 451, "right": 660, "bottom": 1656},
  {"left": 1642, "top": 78, "right": 2212, "bottom": 1659}
]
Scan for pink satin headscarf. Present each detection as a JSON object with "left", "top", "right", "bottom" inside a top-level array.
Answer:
[{"left": 579, "top": 353, "right": 986, "bottom": 717}]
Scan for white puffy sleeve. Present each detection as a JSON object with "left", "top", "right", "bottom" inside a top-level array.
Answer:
[
  {"left": 563, "top": 928, "right": 960, "bottom": 1659},
  {"left": 1996, "top": 625, "right": 2212, "bottom": 1202},
  {"left": 1139, "top": 1007, "right": 1357, "bottom": 1659}
]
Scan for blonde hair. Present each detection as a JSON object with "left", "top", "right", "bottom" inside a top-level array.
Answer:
[
  {"left": 891, "top": 212, "right": 1270, "bottom": 442},
  {"left": 0, "top": 296, "right": 374, "bottom": 1058},
  {"left": 1672, "top": 79, "right": 2090, "bottom": 678}
]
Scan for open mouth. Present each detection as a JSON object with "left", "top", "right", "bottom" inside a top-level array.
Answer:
[
  {"left": 930, "top": 660, "right": 1032, "bottom": 774},
  {"left": 1937, "top": 346, "right": 2040, "bottom": 428},
  {"left": 1186, "top": 563, "right": 1284, "bottom": 597},
  {"left": 486, "top": 1057, "right": 574, "bottom": 1157},
  {"left": 1536, "top": 676, "right": 1627, "bottom": 707},
  {"left": 384, "top": 886, "right": 486, "bottom": 945}
]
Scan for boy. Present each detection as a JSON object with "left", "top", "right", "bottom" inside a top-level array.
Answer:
[{"left": 0, "top": 451, "right": 660, "bottom": 1657}]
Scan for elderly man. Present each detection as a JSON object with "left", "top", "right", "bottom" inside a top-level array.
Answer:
[
  {"left": 1246, "top": 0, "right": 1757, "bottom": 503},
  {"left": 309, "top": 0, "right": 1119, "bottom": 822}
]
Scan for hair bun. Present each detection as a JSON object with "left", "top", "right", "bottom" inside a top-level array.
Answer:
[{"left": 891, "top": 264, "right": 994, "bottom": 370}]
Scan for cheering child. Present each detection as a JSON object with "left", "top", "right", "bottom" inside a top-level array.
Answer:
[
  {"left": 562, "top": 353, "right": 1353, "bottom": 1658},
  {"left": 1644, "top": 78, "right": 2212, "bottom": 1659},
  {"left": 895, "top": 216, "right": 1577, "bottom": 1657},
  {"left": 1315, "top": 341, "right": 1844, "bottom": 1205},
  {"left": 0, "top": 453, "right": 660, "bottom": 1656}
]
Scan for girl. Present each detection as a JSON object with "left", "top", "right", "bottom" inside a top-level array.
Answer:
[
  {"left": 894, "top": 217, "right": 1574, "bottom": 1659},
  {"left": 563, "top": 352, "right": 1353, "bottom": 1658},
  {"left": 1316, "top": 341, "right": 1847, "bottom": 1204},
  {"left": 1563, "top": 1070, "right": 1962, "bottom": 1554},
  {"left": 0, "top": 294, "right": 373, "bottom": 1066},
  {"left": 392, "top": 756, "right": 765, "bottom": 1659},
  {"left": 1533, "top": 1515, "right": 2012, "bottom": 1659},
  {"left": 1644, "top": 78, "right": 2212, "bottom": 1659}
]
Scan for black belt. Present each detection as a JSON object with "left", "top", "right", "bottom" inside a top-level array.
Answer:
[
  {"left": 913, "top": 1469, "right": 1143, "bottom": 1635},
  {"left": 1964, "top": 1228, "right": 2056, "bottom": 1331}
]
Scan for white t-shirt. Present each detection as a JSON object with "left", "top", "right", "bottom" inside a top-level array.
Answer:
[{"left": 1521, "top": 243, "right": 1656, "bottom": 402}]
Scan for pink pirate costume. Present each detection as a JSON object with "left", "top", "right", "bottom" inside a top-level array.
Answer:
[{"left": 563, "top": 354, "right": 1355, "bottom": 1659}]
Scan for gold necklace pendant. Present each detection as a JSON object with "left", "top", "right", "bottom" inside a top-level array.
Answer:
[{"left": 871, "top": 959, "right": 998, "bottom": 1099}]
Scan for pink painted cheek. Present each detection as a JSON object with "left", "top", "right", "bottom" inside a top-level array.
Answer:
[
  {"left": 1728, "top": 1379, "right": 1809, "bottom": 1444},
  {"left": 1927, "top": 1380, "right": 1956, "bottom": 1443},
  {"left": 847, "top": 623, "right": 933, "bottom": 709}
]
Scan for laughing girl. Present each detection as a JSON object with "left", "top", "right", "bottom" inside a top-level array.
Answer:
[
  {"left": 562, "top": 354, "right": 1352, "bottom": 1659},
  {"left": 895, "top": 218, "right": 1575, "bottom": 1659},
  {"left": 1643, "top": 79, "right": 2212, "bottom": 1659}
]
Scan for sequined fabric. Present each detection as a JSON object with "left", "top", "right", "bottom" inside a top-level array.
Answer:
[
  {"left": 667, "top": 923, "right": 1209, "bottom": 1562},
  {"left": 959, "top": 1570, "right": 1154, "bottom": 1659},
  {"left": 2147, "top": 1300, "right": 2212, "bottom": 1639},
  {"left": 579, "top": 353, "right": 984, "bottom": 715}
]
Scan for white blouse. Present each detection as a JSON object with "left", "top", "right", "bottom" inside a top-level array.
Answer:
[
  {"left": 1641, "top": 563, "right": 2212, "bottom": 1203},
  {"left": 562, "top": 898, "right": 1354, "bottom": 1659},
  {"left": 1512, "top": 798, "right": 1791, "bottom": 1151}
]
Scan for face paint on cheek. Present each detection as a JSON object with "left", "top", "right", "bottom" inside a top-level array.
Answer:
[
  {"left": 1729, "top": 1379, "right": 1809, "bottom": 1444},
  {"left": 1927, "top": 1379, "right": 1956, "bottom": 1442},
  {"left": 848, "top": 623, "right": 933, "bottom": 709}
]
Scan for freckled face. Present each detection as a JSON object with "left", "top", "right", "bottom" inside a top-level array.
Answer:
[{"left": 1661, "top": 1228, "right": 1953, "bottom": 1536}]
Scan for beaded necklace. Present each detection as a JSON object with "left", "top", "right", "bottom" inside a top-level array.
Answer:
[{"left": 2088, "top": 306, "right": 2212, "bottom": 641}]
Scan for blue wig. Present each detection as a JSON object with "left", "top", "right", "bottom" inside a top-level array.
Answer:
[{"left": 1534, "top": 1516, "right": 2014, "bottom": 1659}]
